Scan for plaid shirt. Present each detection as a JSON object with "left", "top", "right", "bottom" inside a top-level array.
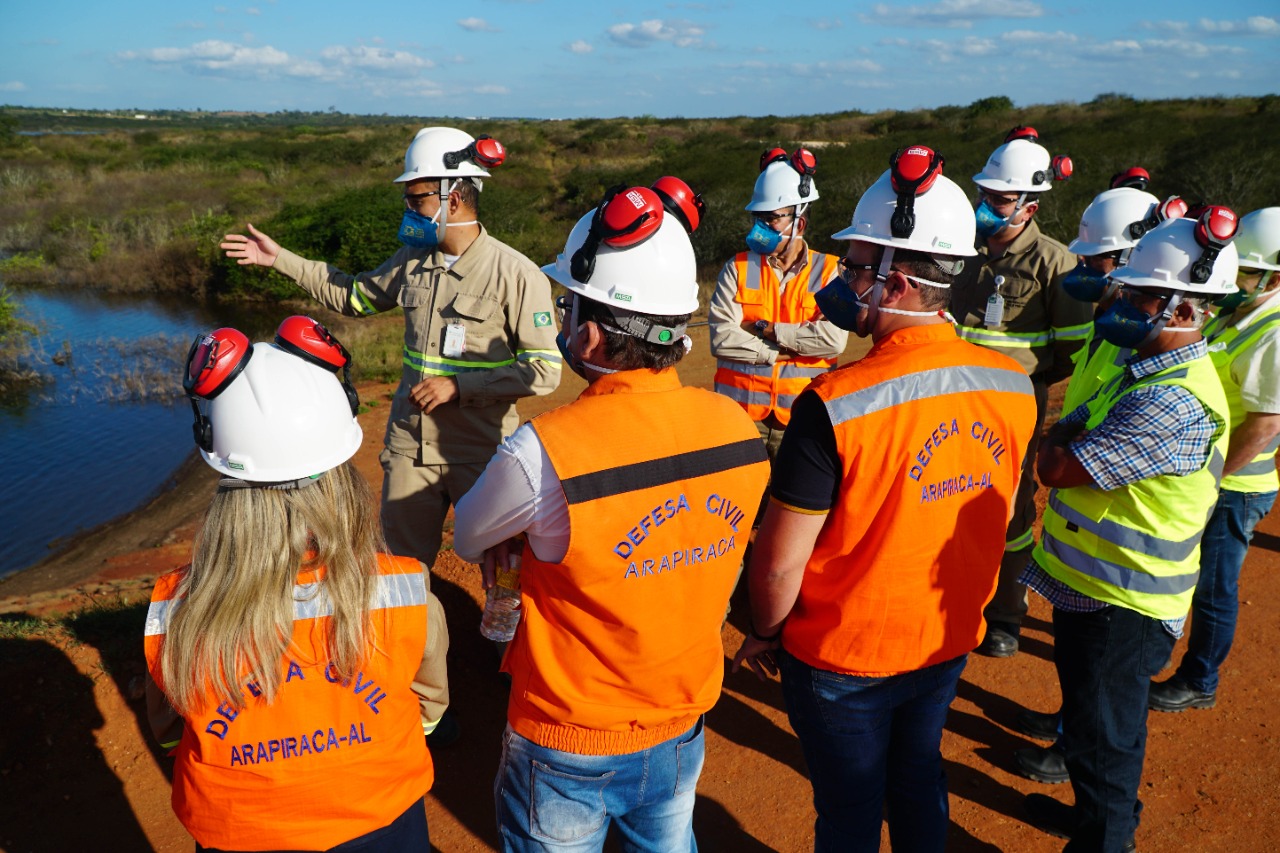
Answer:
[{"left": 1021, "top": 339, "right": 1216, "bottom": 635}]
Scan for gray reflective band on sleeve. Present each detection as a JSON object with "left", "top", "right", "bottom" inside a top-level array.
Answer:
[
  {"left": 1041, "top": 531, "right": 1200, "bottom": 596},
  {"left": 823, "top": 365, "right": 1033, "bottom": 428},
  {"left": 1236, "top": 456, "right": 1279, "bottom": 477},
  {"left": 144, "top": 598, "right": 175, "bottom": 637},
  {"left": 1048, "top": 492, "right": 1202, "bottom": 563}
]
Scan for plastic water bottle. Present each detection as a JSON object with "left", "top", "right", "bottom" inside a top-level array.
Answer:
[{"left": 480, "top": 556, "right": 522, "bottom": 642}]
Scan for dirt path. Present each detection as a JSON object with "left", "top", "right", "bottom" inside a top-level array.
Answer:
[{"left": 4, "top": 326, "right": 1280, "bottom": 852}]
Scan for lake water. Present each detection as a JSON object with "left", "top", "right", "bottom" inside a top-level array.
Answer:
[{"left": 0, "top": 288, "right": 274, "bottom": 581}]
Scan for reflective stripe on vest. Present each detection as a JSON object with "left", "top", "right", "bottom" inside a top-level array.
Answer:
[
  {"left": 1035, "top": 355, "right": 1230, "bottom": 621},
  {"left": 560, "top": 437, "right": 767, "bottom": 504},
  {"left": 955, "top": 326, "right": 1053, "bottom": 349},
  {"left": 1206, "top": 299, "right": 1280, "bottom": 493},
  {"left": 714, "top": 250, "right": 840, "bottom": 425},
  {"left": 825, "top": 364, "right": 1032, "bottom": 426}
]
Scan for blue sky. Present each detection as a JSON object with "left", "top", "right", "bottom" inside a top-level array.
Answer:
[{"left": 3, "top": 1, "right": 1277, "bottom": 119}]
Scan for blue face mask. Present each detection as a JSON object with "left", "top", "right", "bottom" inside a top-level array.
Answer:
[
  {"left": 1062, "top": 262, "right": 1114, "bottom": 304},
  {"left": 815, "top": 275, "right": 872, "bottom": 333},
  {"left": 398, "top": 209, "right": 439, "bottom": 248},
  {"left": 974, "top": 199, "right": 1013, "bottom": 239},
  {"left": 746, "top": 220, "right": 785, "bottom": 255},
  {"left": 1093, "top": 297, "right": 1169, "bottom": 348}
]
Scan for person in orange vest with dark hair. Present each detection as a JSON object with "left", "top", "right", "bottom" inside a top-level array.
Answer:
[
  {"left": 734, "top": 148, "right": 1038, "bottom": 852},
  {"left": 710, "top": 147, "right": 847, "bottom": 468},
  {"left": 454, "top": 180, "right": 770, "bottom": 851},
  {"left": 145, "top": 319, "right": 445, "bottom": 852}
]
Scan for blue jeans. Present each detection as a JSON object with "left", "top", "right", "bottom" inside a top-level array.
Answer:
[
  {"left": 493, "top": 719, "right": 704, "bottom": 852},
  {"left": 1176, "top": 488, "right": 1277, "bottom": 694},
  {"left": 777, "top": 649, "right": 966, "bottom": 853},
  {"left": 1055, "top": 604, "right": 1175, "bottom": 852}
]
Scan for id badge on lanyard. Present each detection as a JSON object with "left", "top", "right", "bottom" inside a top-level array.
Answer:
[
  {"left": 983, "top": 275, "right": 1006, "bottom": 327},
  {"left": 443, "top": 322, "right": 467, "bottom": 358}
]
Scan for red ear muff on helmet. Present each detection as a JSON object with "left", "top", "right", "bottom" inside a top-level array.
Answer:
[
  {"left": 1128, "top": 195, "right": 1188, "bottom": 241},
  {"left": 570, "top": 186, "right": 665, "bottom": 284},
  {"left": 791, "top": 148, "right": 817, "bottom": 199},
  {"left": 651, "top": 176, "right": 704, "bottom": 234},
  {"left": 888, "top": 145, "right": 945, "bottom": 239},
  {"left": 759, "top": 147, "right": 788, "bottom": 172},
  {"left": 1110, "top": 167, "right": 1151, "bottom": 191},
  {"left": 184, "top": 327, "right": 253, "bottom": 453},
  {"left": 274, "top": 316, "right": 360, "bottom": 416},
  {"left": 1032, "top": 154, "right": 1073, "bottom": 186},
  {"left": 1005, "top": 125, "right": 1040, "bottom": 143},
  {"left": 442, "top": 134, "right": 506, "bottom": 170},
  {"left": 1190, "top": 205, "right": 1238, "bottom": 285}
]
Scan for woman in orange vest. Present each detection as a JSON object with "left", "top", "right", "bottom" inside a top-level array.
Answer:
[{"left": 145, "top": 319, "right": 443, "bottom": 852}]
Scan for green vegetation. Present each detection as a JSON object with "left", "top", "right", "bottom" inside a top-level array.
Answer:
[
  {"left": 1, "top": 97, "right": 1278, "bottom": 308},
  {"left": 0, "top": 284, "right": 41, "bottom": 393}
]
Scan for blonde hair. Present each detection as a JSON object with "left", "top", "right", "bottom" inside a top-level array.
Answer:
[{"left": 160, "top": 462, "right": 384, "bottom": 716}]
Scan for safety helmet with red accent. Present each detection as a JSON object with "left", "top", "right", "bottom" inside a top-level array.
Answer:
[
  {"left": 746, "top": 147, "right": 821, "bottom": 211},
  {"left": 184, "top": 332, "right": 363, "bottom": 483},
  {"left": 974, "top": 134, "right": 1071, "bottom": 194},
  {"left": 1110, "top": 167, "right": 1151, "bottom": 191},
  {"left": 543, "top": 182, "right": 699, "bottom": 334},
  {"left": 1110, "top": 208, "right": 1240, "bottom": 296},
  {"left": 1069, "top": 187, "right": 1161, "bottom": 257},
  {"left": 1234, "top": 207, "right": 1280, "bottom": 272},
  {"left": 394, "top": 126, "right": 500, "bottom": 184}
]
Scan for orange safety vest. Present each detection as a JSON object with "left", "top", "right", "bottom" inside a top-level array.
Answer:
[
  {"left": 714, "top": 249, "right": 841, "bottom": 426},
  {"left": 782, "top": 324, "right": 1038, "bottom": 676},
  {"left": 144, "top": 554, "right": 434, "bottom": 851},
  {"left": 508, "top": 368, "right": 770, "bottom": 755}
]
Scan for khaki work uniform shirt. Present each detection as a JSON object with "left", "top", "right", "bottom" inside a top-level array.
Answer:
[
  {"left": 273, "top": 226, "right": 562, "bottom": 465},
  {"left": 951, "top": 220, "right": 1089, "bottom": 382}
]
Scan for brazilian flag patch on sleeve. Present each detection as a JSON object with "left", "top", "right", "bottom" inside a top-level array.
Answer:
[{"left": 533, "top": 311, "right": 552, "bottom": 327}]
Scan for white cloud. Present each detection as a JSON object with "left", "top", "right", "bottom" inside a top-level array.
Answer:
[
  {"left": 320, "top": 45, "right": 434, "bottom": 72},
  {"left": 607, "top": 19, "right": 705, "bottom": 48},
  {"left": 0, "top": 81, "right": 27, "bottom": 92},
  {"left": 862, "top": 0, "right": 1043, "bottom": 29},
  {"left": 246, "top": 6, "right": 261, "bottom": 15},
  {"left": 790, "top": 58, "right": 884, "bottom": 77},
  {"left": 878, "top": 34, "right": 997, "bottom": 60},
  {"left": 474, "top": 84, "right": 510, "bottom": 95},
  {"left": 811, "top": 18, "right": 843, "bottom": 30},
  {"left": 1199, "top": 16, "right": 1280, "bottom": 36},
  {"left": 566, "top": 40, "right": 594, "bottom": 54},
  {"left": 458, "top": 17, "right": 499, "bottom": 33},
  {"left": 1002, "top": 29, "right": 1077, "bottom": 45}
]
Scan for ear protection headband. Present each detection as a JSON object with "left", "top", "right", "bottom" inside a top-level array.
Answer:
[
  {"left": 791, "top": 148, "right": 817, "bottom": 199},
  {"left": 184, "top": 327, "right": 253, "bottom": 453},
  {"left": 1189, "top": 206, "right": 1238, "bottom": 285},
  {"left": 570, "top": 185, "right": 665, "bottom": 284},
  {"left": 274, "top": 315, "right": 360, "bottom": 416},
  {"left": 1032, "top": 154, "right": 1073, "bottom": 186},
  {"left": 1128, "top": 195, "right": 1188, "bottom": 241},
  {"left": 759, "top": 147, "right": 789, "bottom": 171},
  {"left": 1110, "top": 167, "right": 1151, "bottom": 191},
  {"left": 651, "top": 176, "right": 705, "bottom": 234},
  {"left": 889, "top": 145, "right": 945, "bottom": 239},
  {"left": 1005, "top": 125, "right": 1040, "bottom": 143},
  {"left": 442, "top": 134, "right": 506, "bottom": 170}
]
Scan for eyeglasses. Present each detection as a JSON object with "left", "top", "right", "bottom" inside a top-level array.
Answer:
[
  {"left": 1116, "top": 284, "right": 1172, "bottom": 307},
  {"left": 403, "top": 189, "right": 440, "bottom": 212},
  {"left": 838, "top": 258, "right": 877, "bottom": 280},
  {"left": 981, "top": 190, "right": 1021, "bottom": 210},
  {"left": 753, "top": 211, "right": 795, "bottom": 227}
]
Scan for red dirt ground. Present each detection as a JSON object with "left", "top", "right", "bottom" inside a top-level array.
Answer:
[{"left": 3, "top": 327, "right": 1279, "bottom": 852}]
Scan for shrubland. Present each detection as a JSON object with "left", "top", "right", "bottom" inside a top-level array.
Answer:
[{"left": 1, "top": 95, "right": 1277, "bottom": 310}]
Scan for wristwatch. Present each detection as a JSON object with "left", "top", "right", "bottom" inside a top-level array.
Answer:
[{"left": 754, "top": 320, "right": 769, "bottom": 338}]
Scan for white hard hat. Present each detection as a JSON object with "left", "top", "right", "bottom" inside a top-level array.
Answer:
[
  {"left": 1234, "top": 207, "right": 1280, "bottom": 271},
  {"left": 201, "top": 343, "right": 363, "bottom": 481},
  {"left": 746, "top": 159, "right": 819, "bottom": 212},
  {"left": 1110, "top": 216, "right": 1240, "bottom": 296},
  {"left": 973, "top": 138, "right": 1060, "bottom": 194},
  {"left": 543, "top": 211, "right": 699, "bottom": 316},
  {"left": 1068, "top": 187, "right": 1161, "bottom": 257},
  {"left": 832, "top": 165, "right": 977, "bottom": 258},
  {"left": 394, "top": 126, "right": 498, "bottom": 184}
]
